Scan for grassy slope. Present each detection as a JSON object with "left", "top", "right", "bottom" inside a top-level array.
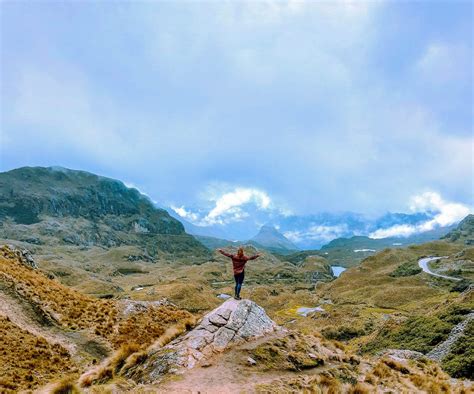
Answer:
[
  {"left": 0, "top": 245, "right": 195, "bottom": 392},
  {"left": 307, "top": 241, "right": 474, "bottom": 378}
]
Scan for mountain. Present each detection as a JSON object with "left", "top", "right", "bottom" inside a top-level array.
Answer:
[
  {"left": 193, "top": 235, "right": 240, "bottom": 250},
  {"left": 249, "top": 225, "right": 298, "bottom": 254},
  {"left": 0, "top": 166, "right": 208, "bottom": 259},
  {"left": 442, "top": 214, "right": 474, "bottom": 245},
  {"left": 171, "top": 207, "right": 460, "bottom": 250}
]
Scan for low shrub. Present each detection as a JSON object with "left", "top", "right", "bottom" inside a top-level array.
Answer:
[
  {"left": 450, "top": 279, "right": 472, "bottom": 293},
  {"left": 322, "top": 325, "right": 366, "bottom": 341},
  {"left": 389, "top": 261, "right": 422, "bottom": 277},
  {"left": 362, "top": 316, "right": 452, "bottom": 354}
]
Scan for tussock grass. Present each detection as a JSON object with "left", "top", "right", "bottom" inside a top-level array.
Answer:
[
  {"left": 0, "top": 246, "right": 118, "bottom": 338},
  {"left": 0, "top": 246, "right": 199, "bottom": 391},
  {"left": 0, "top": 316, "right": 75, "bottom": 392},
  {"left": 80, "top": 317, "right": 196, "bottom": 387},
  {"left": 49, "top": 377, "right": 82, "bottom": 394}
]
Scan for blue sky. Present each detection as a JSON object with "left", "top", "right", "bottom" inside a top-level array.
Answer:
[{"left": 1, "top": 1, "right": 472, "bottom": 221}]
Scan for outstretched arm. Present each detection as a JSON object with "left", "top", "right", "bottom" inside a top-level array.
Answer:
[
  {"left": 247, "top": 253, "right": 261, "bottom": 261},
  {"left": 218, "top": 249, "right": 233, "bottom": 258}
]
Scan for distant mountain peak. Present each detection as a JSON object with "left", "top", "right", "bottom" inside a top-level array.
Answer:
[{"left": 250, "top": 224, "right": 298, "bottom": 252}]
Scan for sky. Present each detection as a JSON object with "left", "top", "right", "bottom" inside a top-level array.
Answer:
[{"left": 1, "top": 1, "right": 473, "bottom": 225}]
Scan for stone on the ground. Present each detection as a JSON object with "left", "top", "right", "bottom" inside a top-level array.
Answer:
[{"left": 247, "top": 356, "right": 257, "bottom": 365}]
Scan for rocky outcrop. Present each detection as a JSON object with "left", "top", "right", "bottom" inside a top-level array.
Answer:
[
  {"left": 380, "top": 349, "right": 425, "bottom": 361},
  {"left": 1, "top": 245, "right": 38, "bottom": 269},
  {"left": 118, "top": 299, "right": 175, "bottom": 316},
  {"left": 427, "top": 312, "right": 474, "bottom": 362},
  {"left": 123, "top": 299, "right": 279, "bottom": 383}
]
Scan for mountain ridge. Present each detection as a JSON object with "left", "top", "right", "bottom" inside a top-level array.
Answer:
[{"left": 0, "top": 166, "right": 209, "bottom": 259}]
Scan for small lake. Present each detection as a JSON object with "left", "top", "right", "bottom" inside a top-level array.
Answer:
[
  {"left": 331, "top": 266, "right": 346, "bottom": 277},
  {"left": 297, "top": 306, "right": 324, "bottom": 317}
]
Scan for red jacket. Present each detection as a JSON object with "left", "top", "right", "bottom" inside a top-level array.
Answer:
[{"left": 219, "top": 250, "right": 260, "bottom": 274}]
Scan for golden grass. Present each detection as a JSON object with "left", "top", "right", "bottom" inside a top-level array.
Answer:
[
  {"left": 0, "top": 246, "right": 118, "bottom": 338},
  {"left": 1, "top": 246, "right": 195, "bottom": 350},
  {"left": 111, "top": 306, "right": 194, "bottom": 348},
  {"left": 80, "top": 316, "right": 196, "bottom": 387},
  {"left": 0, "top": 316, "right": 76, "bottom": 392},
  {"left": 0, "top": 246, "right": 200, "bottom": 391}
]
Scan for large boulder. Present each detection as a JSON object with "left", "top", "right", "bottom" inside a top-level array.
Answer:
[{"left": 124, "top": 299, "right": 279, "bottom": 383}]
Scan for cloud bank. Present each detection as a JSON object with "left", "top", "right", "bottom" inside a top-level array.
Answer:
[
  {"left": 172, "top": 186, "right": 273, "bottom": 226},
  {"left": 369, "top": 192, "right": 471, "bottom": 239},
  {"left": 1, "top": 2, "right": 472, "bottom": 215}
]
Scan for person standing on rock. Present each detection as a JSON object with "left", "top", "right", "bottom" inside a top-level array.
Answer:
[{"left": 218, "top": 247, "right": 261, "bottom": 300}]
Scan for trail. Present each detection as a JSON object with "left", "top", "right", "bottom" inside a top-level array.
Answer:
[
  {"left": 0, "top": 286, "right": 109, "bottom": 363},
  {"left": 418, "top": 256, "right": 461, "bottom": 281},
  {"left": 0, "top": 288, "right": 78, "bottom": 354},
  {"left": 155, "top": 333, "right": 331, "bottom": 394}
]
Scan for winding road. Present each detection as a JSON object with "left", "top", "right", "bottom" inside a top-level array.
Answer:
[{"left": 418, "top": 256, "right": 461, "bottom": 281}]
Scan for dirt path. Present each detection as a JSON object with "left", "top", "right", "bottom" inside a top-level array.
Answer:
[
  {"left": 153, "top": 333, "right": 329, "bottom": 394},
  {"left": 418, "top": 257, "right": 461, "bottom": 281},
  {"left": 0, "top": 288, "right": 78, "bottom": 353},
  {"left": 0, "top": 287, "right": 108, "bottom": 363}
]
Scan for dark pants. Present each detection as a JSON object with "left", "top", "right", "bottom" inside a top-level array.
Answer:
[{"left": 234, "top": 270, "right": 245, "bottom": 297}]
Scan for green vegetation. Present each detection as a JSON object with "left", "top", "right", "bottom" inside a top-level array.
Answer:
[
  {"left": 389, "top": 261, "right": 422, "bottom": 277},
  {"left": 450, "top": 279, "right": 472, "bottom": 293},
  {"left": 441, "top": 320, "right": 474, "bottom": 379},
  {"left": 362, "top": 316, "right": 452, "bottom": 354},
  {"left": 322, "top": 325, "right": 367, "bottom": 341},
  {"left": 442, "top": 214, "right": 474, "bottom": 245}
]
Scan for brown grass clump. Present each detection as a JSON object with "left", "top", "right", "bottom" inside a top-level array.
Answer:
[
  {"left": 251, "top": 333, "right": 333, "bottom": 371},
  {"left": 111, "top": 307, "right": 195, "bottom": 348},
  {"left": 81, "top": 316, "right": 196, "bottom": 387},
  {"left": 347, "top": 382, "right": 372, "bottom": 394},
  {"left": 79, "top": 343, "right": 140, "bottom": 387},
  {"left": 0, "top": 316, "right": 76, "bottom": 392},
  {"left": 366, "top": 357, "right": 460, "bottom": 393},
  {"left": 382, "top": 358, "right": 410, "bottom": 374},
  {"left": 49, "top": 377, "right": 82, "bottom": 394},
  {"left": 317, "top": 374, "right": 342, "bottom": 393}
]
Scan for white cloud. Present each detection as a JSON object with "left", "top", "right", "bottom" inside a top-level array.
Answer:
[
  {"left": 369, "top": 192, "right": 471, "bottom": 239},
  {"left": 284, "top": 224, "right": 348, "bottom": 243},
  {"left": 171, "top": 186, "right": 273, "bottom": 226},
  {"left": 203, "top": 187, "right": 271, "bottom": 225},
  {"left": 170, "top": 205, "right": 200, "bottom": 222}
]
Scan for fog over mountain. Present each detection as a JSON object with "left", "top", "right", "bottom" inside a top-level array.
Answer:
[{"left": 169, "top": 190, "right": 471, "bottom": 249}]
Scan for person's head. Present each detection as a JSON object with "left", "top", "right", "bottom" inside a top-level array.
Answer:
[{"left": 237, "top": 247, "right": 244, "bottom": 258}]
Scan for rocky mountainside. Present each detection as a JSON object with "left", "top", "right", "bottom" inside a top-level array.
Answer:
[
  {"left": 442, "top": 214, "right": 474, "bottom": 245},
  {"left": 0, "top": 166, "right": 208, "bottom": 259}
]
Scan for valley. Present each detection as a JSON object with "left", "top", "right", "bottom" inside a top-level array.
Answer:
[{"left": 0, "top": 167, "right": 473, "bottom": 393}]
